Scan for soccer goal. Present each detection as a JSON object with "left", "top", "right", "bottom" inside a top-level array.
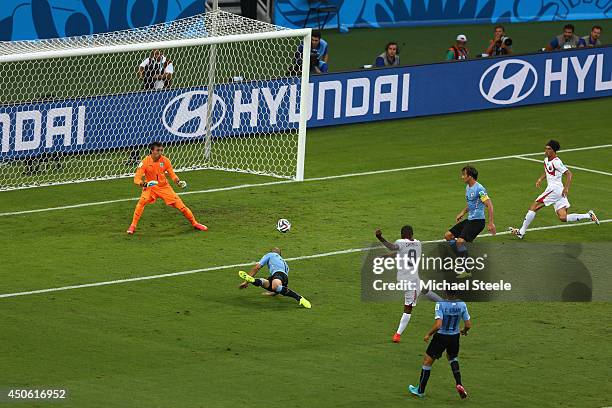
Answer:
[{"left": 0, "top": 10, "right": 311, "bottom": 191}]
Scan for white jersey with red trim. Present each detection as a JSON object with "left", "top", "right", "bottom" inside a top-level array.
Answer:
[
  {"left": 544, "top": 156, "right": 568, "bottom": 191},
  {"left": 395, "top": 239, "right": 422, "bottom": 283}
]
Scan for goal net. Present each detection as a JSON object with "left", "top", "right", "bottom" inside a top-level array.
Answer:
[{"left": 0, "top": 10, "right": 311, "bottom": 191}]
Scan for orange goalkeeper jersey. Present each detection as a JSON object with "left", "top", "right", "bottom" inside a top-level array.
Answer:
[{"left": 134, "top": 155, "right": 178, "bottom": 187}]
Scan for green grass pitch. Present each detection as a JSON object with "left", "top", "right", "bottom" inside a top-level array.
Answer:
[{"left": 1, "top": 97, "right": 611, "bottom": 408}]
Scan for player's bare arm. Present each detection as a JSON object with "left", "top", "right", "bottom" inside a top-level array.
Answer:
[
  {"left": 239, "top": 263, "right": 262, "bottom": 289},
  {"left": 562, "top": 169, "right": 573, "bottom": 197},
  {"left": 460, "top": 319, "right": 472, "bottom": 336},
  {"left": 456, "top": 206, "right": 468, "bottom": 222},
  {"left": 424, "top": 319, "right": 442, "bottom": 342},
  {"left": 375, "top": 229, "right": 400, "bottom": 251},
  {"left": 484, "top": 198, "right": 496, "bottom": 235},
  {"left": 535, "top": 172, "right": 546, "bottom": 188}
]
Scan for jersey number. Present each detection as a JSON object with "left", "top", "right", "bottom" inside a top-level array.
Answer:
[
  {"left": 445, "top": 315, "right": 459, "bottom": 332},
  {"left": 406, "top": 249, "right": 417, "bottom": 267}
]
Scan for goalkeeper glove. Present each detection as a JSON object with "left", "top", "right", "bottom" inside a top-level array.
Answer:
[
  {"left": 178, "top": 180, "right": 187, "bottom": 189},
  {"left": 142, "top": 180, "right": 158, "bottom": 188}
]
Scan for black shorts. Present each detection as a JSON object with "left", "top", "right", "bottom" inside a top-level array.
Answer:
[
  {"left": 449, "top": 219, "right": 485, "bottom": 242},
  {"left": 426, "top": 333, "right": 460, "bottom": 360},
  {"left": 266, "top": 271, "right": 288, "bottom": 291}
]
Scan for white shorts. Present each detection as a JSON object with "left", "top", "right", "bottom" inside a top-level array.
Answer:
[
  {"left": 536, "top": 188, "right": 570, "bottom": 212},
  {"left": 404, "top": 286, "right": 421, "bottom": 306}
]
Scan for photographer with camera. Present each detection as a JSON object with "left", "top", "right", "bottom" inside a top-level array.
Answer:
[
  {"left": 374, "top": 42, "right": 400, "bottom": 67},
  {"left": 446, "top": 34, "right": 469, "bottom": 61},
  {"left": 578, "top": 25, "right": 602, "bottom": 48},
  {"left": 485, "top": 25, "right": 512, "bottom": 56},
  {"left": 138, "top": 49, "right": 174, "bottom": 90},
  {"left": 294, "top": 31, "right": 329, "bottom": 74},
  {"left": 546, "top": 24, "right": 580, "bottom": 51}
]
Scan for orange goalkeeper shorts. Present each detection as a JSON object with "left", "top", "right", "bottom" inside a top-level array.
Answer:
[{"left": 139, "top": 184, "right": 183, "bottom": 207}]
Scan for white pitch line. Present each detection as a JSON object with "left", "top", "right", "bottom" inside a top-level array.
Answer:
[
  {"left": 1, "top": 144, "right": 611, "bottom": 218},
  {"left": 515, "top": 156, "right": 612, "bottom": 176},
  {"left": 1, "top": 219, "right": 609, "bottom": 299}
]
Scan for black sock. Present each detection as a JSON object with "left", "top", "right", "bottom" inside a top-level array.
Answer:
[
  {"left": 449, "top": 358, "right": 462, "bottom": 385},
  {"left": 279, "top": 286, "right": 302, "bottom": 302},
  {"left": 252, "top": 278, "right": 263, "bottom": 287},
  {"left": 418, "top": 366, "right": 431, "bottom": 394}
]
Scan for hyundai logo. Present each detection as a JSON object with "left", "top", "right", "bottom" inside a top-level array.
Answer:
[
  {"left": 479, "top": 59, "right": 538, "bottom": 105},
  {"left": 162, "top": 90, "right": 227, "bottom": 138}
]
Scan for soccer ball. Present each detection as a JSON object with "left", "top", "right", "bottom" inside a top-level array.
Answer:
[{"left": 277, "top": 218, "right": 291, "bottom": 233}]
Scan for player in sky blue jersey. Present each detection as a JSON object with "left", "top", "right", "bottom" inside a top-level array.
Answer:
[
  {"left": 408, "top": 290, "right": 472, "bottom": 400},
  {"left": 444, "top": 166, "right": 496, "bottom": 277},
  {"left": 238, "top": 247, "right": 311, "bottom": 308}
]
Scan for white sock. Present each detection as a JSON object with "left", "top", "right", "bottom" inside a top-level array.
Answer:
[
  {"left": 519, "top": 210, "right": 536, "bottom": 235},
  {"left": 396, "top": 313, "right": 411, "bottom": 335},
  {"left": 567, "top": 213, "right": 591, "bottom": 222}
]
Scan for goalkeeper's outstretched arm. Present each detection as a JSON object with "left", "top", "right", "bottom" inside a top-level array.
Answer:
[
  {"left": 133, "top": 164, "right": 157, "bottom": 188},
  {"left": 165, "top": 160, "right": 187, "bottom": 189},
  {"left": 134, "top": 165, "right": 146, "bottom": 187}
]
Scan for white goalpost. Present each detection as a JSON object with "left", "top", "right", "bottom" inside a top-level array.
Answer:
[{"left": 0, "top": 9, "right": 311, "bottom": 191}]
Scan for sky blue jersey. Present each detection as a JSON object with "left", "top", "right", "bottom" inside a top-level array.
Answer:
[
  {"left": 258, "top": 252, "right": 289, "bottom": 277},
  {"left": 465, "top": 182, "right": 489, "bottom": 220},
  {"left": 435, "top": 300, "right": 470, "bottom": 336}
]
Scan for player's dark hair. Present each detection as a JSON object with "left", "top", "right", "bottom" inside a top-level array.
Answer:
[
  {"left": 462, "top": 165, "right": 478, "bottom": 180},
  {"left": 564, "top": 23, "right": 575, "bottom": 32},
  {"left": 494, "top": 25, "right": 505, "bottom": 32},
  {"left": 150, "top": 141, "right": 163, "bottom": 151},
  {"left": 546, "top": 139, "right": 560, "bottom": 152},
  {"left": 445, "top": 289, "right": 459, "bottom": 298},
  {"left": 400, "top": 225, "right": 413, "bottom": 239},
  {"left": 592, "top": 25, "right": 602, "bottom": 32},
  {"left": 386, "top": 41, "right": 398, "bottom": 50},
  {"left": 312, "top": 30, "right": 322, "bottom": 39}
]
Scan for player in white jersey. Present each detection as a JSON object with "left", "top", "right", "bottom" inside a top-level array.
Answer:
[
  {"left": 509, "top": 140, "right": 599, "bottom": 239},
  {"left": 376, "top": 226, "right": 431, "bottom": 343}
]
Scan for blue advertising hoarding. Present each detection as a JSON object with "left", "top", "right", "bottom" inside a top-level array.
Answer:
[
  {"left": 0, "top": 46, "right": 610, "bottom": 160},
  {"left": 275, "top": 0, "right": 611, "bottom": 30}
]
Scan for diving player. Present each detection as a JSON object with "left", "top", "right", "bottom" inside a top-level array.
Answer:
[{"left": 238, "top": 247, "right": 311, "bottom": 309}]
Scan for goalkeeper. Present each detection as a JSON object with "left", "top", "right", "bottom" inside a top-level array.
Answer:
[{"left": 127, "top": 141, "right": 207, "bottom": 234}]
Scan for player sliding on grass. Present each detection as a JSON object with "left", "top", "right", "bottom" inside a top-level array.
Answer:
[
  {"left": 509, "top": 140, "right": 599, "bottom": 239},
  {"left": 127, "top": 142, "right": 207, "bottom": 234},
  {"left": 238, "top": 248, "right": 311, "bottom": 308},
  {"left": 409, "top": 290, "right": 471, "bottom": 400},
  {"left": 444, "top": 166, "right": 495, "bottom": 278}
]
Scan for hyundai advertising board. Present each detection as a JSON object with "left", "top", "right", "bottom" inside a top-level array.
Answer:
[{"left": 0, "top": 46, "right": 610, "bottom": 160}]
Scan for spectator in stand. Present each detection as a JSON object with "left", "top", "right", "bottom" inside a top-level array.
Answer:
[
  {"left": 296, "top": 30, "right": 329, "bottom": 73},
  {"left": 138, "top": 49, "right": 174, "bottom": 90},
  {"left": 578, "top": 25, "right": 602, "bottom": 48},
  {"left": 546, "top": 24, "right": 580, "bottom": 51},
  {"left": 485, "top": 25, "right": 512, "bottom": 56},
  {"left": 374, "top": 42, "right": 400, "bottom": 67},
  {"left": 446, "top": 34, "right": 469, "bottom": 61}
]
